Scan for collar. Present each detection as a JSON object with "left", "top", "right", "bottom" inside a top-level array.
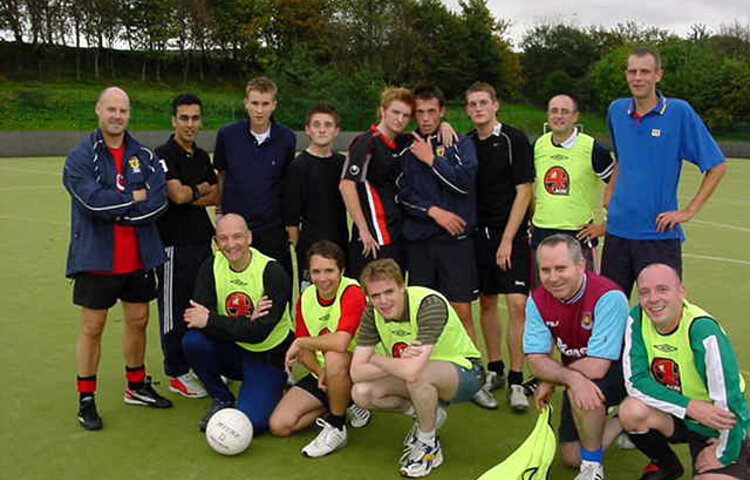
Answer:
[
  {"left": 560, "top": 273, "right": 587, "bottom": 305},
  {"left": 245, "top": 118, "right": 274, "bottom": 143},
  {"left": 551, "top": 128, "right": 578, "bottom": 149},
  {"left": 167, "top": 134, "right": 198, "bottom": 154},
  {"left": 491, "top": 122, "right": 503, "bottom": 137},
  {"left": 627, "top": 91, "right": 668, "bottom": 117},
  {"left": 370, "top": 124, "right": 397, "bottom": 150}
]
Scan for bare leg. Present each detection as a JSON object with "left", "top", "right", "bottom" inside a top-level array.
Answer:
[
  {"left": 122, "top": 301, "right": 149, "bottom": 368},
  {"left": 351, "top": 376, "right": 411, "bottom": 413},
  {"left": 407, "top": 361, "right": 458, "bottom": 432},
  {"left": 76, "top": 307, "right": 108, "bottom": 376},
  {"left": 325, "top": 351, "right": 352, "bottom": 417},
  {"left": 479, "top": 294, "right": 502, "bottom": 362},
  {"left": 268, "top": 386, "right": 326, "bottom": 437},
  {"left": 569, "top": 389, "right": 606, "bottom": 451}
]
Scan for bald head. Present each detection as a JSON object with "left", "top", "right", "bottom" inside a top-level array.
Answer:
[
  {"left": 546, "top": 94, "right": 579, "bottom": 137},
  {"left": 215, "top": 214, "right": 252, "bottom": 268},
  {"left": 636, "top": 263, "right": 686, "bottom": 329},
  {"left": 95, "top": 87, "right": 131, "bottom": 144},
  {"left": 216, "top": 213, "right": 249, "bottom": 235},
  {"left": 637, "top": 263, "right": 681, "bottom": 287}
]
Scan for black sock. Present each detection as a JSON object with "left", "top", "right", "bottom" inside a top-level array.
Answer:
[
  {"left": 79, "top": 392, "right": 94, "bottom": 402},
  {"left": 627, "top": 429, "right": 676, "bottom": 464},
  {"left": 488, "top": 360, "right": 505, "bottom": 375},
  {"left": 508, "top": 370, "right": 524, "bottom": 386},
  {"left": 327, "top": 413, "right": 346, "bottom": 430}
]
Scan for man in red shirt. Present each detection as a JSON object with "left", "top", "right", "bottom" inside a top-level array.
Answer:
[{"left": 63, "top": 87, "right": 172, "bottom": 431}]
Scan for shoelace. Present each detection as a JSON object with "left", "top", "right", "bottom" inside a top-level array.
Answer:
[{"left": 311, "top": 418, "right": 338, "bottom": 448}]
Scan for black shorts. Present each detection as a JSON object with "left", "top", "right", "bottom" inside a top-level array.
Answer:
[
  {"left": 348, "top": 240, "right": 404, "bottom": 281},
  {"left": 474, "top": 226, "right": 530, "bottom": 295},
  {"left": 530, "top": 227, "right": 597, "bottom": 288},
  {"left": 73, "top": 270, "right": 157, "bottom": 310},
  {"left": 600, "top": 233, "right": 681, "bottom": 298},
  {"left": 295, "top": 373, "right": 328, "bottom": 407},
  {"left": 406, "top": 237, "right": 479, "bottom": 303},
  {"left": 670, "top": 417, "right": 750, "bottom": 479},
  {"left": 559, "top": 360, "right": 627, "bottom": 443}
]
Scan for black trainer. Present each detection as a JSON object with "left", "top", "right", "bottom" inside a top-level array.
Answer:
[
  {"left": 123, "top": 376, "right": 173, "bottom": 409},
  {"left": 522, "top": 377, "right": 540, "bottom": 396},
  {"left": 199, "top": 399, "right": 234, "bottom": 432},
  {"left": 77, "top": 396, "right": 103, "bottom": 431},
  {"left": 639, "top": 454, "right": 684, "bottom": 480}
]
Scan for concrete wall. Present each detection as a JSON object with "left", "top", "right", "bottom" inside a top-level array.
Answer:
[{"left": 0, "top": 129, "right": 748, "bottom": 158}]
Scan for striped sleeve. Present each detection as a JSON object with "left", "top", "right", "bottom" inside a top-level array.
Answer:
[
  {"left": 354, "top": 305, "right": 381, "bottom": 347},
  {"left": 623, "top": 307, "right": 691, "bottom": 418},
  {"left": 689, "top": 317, "right": 749, "bottom": 466},
  {"left": 414, "top": 295, "right": 448, "bottom": 345}
]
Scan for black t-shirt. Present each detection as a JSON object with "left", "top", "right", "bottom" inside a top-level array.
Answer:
[
  {"left": 284, "top": 150, "right": 349, "bottom": 253},
  {"left": 469, "top": 123, "right": 534, "bottom": 229},
  {"left": 155, "top": 136, "right": 217, "bottom": 245},
  {"left": 341, "top": 126, "right": 410, "bottom": 245}
]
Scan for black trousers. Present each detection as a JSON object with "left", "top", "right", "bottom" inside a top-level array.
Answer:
[{"left": 156, "top": 241, "right": 212, "bottom": 377}]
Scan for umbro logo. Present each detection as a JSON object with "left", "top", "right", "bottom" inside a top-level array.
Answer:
[
  {"left": 653, "top": 344, "right": 677, "bottom": 353},
  {"left": 392, "top": 329, "right": 411, "bottom": 337},
  {"left": 230, "top": 279, "right": 247, "bottom": 286}
]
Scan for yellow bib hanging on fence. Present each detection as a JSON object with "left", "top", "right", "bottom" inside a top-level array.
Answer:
[{"left": 477, "top": 406, "right": 556, "bottom": 480}]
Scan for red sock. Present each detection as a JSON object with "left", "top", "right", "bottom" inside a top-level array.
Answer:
[
  {"left": 126, "top": 365, "right": 145, "bottom": 389},
  {"left": 77, "top": 375, "right": 97, "bottom": 394}
]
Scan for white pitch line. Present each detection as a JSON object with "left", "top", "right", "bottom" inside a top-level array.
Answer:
[
  {"left": 683, "top": 253, "right": 750, "bottom": 266},
  {"left": 691, "top": 220, "right": 750, "bottom": 233},
  {"left": 0, "top": 166, "right": 62, "bottom": 177},
  {"left": 0, "top": 213, "right": 68, "bottom": 226},
  {"left": 0, "top": 185, "right": 61, "bottom": 192}
]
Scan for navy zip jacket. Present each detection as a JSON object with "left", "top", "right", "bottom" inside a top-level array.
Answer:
[
  {"left": 63, "top": 129, "right": 168, "bottom": 277},
  {"left": 397, "top": 134, "right": 478, "bottom": 241},
  {"left": 213, "top": 119, "right": 296, "bottom": 232}
]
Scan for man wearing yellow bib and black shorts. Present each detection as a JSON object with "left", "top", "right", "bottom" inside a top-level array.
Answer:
[
  {"left": 620, "top": 264, "right": 749, "bottom": 480},
  {"left": 269, "top": 241, "right": 371, "bottom": 457},
  {"left": 350, "top": 259, "right": 483, "bottom": 478},
  {"left": 182, "top": 214, "right": 294, "bottom": 434}
]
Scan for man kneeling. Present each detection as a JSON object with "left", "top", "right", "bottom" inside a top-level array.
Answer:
[
  {"left": 620, "top": 263, "right": 749, "bottom": 480},
  {"left": 269, "top": 241, "right": 371, "bottom": 457},
  {"left": 350, "top": 259, "right": 483, "bottom": 478}
]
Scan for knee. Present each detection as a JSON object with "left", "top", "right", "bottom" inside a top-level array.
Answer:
[
  {"left": 618, "top": 396, "right": 651, "bottom": 431},
  {"left": 324, "top": 351, "right": 351, "bottom": 379},
  {"left": 182, "top": 330, "right": 210, "bottom": 356},
  {"left": 561, "top": 446, "right": 581, "bottom": 469},
  {"left": 479, "top": 295, "right": 496, "bottom": 313},
  {"left": 506, "top": 297, "right": 526, "bottom": 322},
  {"left": 124, "top": 311, "right": 149, "bottom": 330},
  {"left": 268, "top": 411, "right": 293, "bottom": 437},
  {"left": 351, "top": 383, "right": 374, "bottom": 408},
  {"left": 80, "top": 318, "right": 106, "bottom": 339}
]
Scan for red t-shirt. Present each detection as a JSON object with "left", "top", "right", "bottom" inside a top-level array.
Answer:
[
  {"left": 295, "top": 284, "right": 366, "bottom": 337},
  {"left": 109, "top": 145, "right": 143, "bottom": 274}
]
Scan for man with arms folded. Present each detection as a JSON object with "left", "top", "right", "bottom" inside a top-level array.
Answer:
[
  {"left": 64, "top": 86, "right": 171, "bottom": 430},
  {"left": 602, "top": 47, "right": 726, "bottom": 296},
  {"left": 525, "top": 234, "right": 629, "bottom": 480},
  {"left": 619, "top": 263, "right": 749, "bottom": 480},
  {"left": 182, "top": 214, "right": 294, "bottom": 434},
  {"left": 531, "top": 93, "right": 614, "bottom": 274},
  {"left": 269, "top": 241, "right": 371, "bottom": 457},
  {"left": 350, "top": 259, "right": 483, "bottom": 478}
]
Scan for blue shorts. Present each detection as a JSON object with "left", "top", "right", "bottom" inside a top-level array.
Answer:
[{"left": 449, "top": 360, "right": 484, "bottom": 403}]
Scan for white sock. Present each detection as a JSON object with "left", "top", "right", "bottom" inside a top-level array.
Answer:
[
  {"left": 403, "top": 406, "right": 416, "bottom": 417},
  {"left": 416, "top": 428, "right": 436, "bottom": 445}
]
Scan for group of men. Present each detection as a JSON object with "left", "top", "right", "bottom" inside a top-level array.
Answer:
[{"left": 62, "top": 45, "right": 747, "bottom": 480}]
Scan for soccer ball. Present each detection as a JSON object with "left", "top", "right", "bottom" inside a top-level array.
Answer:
[{"left": 205, "top": 408, "right": 253, "bottom": 455}]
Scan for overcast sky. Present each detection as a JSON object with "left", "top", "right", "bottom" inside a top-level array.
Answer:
[{"left": 441, "top": 0, "right": 750, "bottom": 45}]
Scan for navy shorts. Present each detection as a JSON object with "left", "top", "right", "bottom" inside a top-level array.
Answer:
[
  {"left": 600, "top": 233, "right": 681, "bottom": 298},
  {"left": 474, "top": 226, "right": 530, "bottom": 295},
  {"left": 73, "top": 270, "right": 157, "bottom": 310},
  {"left": 406, "top": 236, "right": 479, "bottom": 303}
]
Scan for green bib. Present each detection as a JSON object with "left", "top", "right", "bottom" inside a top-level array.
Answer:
[
  {"left": 640, "top": 301, "right": 717, "bottom": 402},
  {"left": 373, "top": 286, "right": 480, "bottom": 370},
  {"left": 532, "top": 131, "right": 601, "bottom": 230},
  {"left": 213, "top": 247, "right": 293, "bottom": 352},
  {"left": 300, "top": 276, "right": 360, "bottom": 365}
]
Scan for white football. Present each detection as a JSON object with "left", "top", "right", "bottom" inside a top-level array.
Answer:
[{"left": 205, "top": 408, "right": 253, "bottom": 455}]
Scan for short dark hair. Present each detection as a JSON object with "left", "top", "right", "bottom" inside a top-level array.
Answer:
[
  {"left": 305, "top": 102, "right": 340, "bottom": 127},
  {"left": 172, "top": 93, "right": 202, "bottom": 116},
  {"left": 306, "top": 240, "right": 346, "bottom": 271},
  {"left": 413, "top": 84, "right": 446, "bottom": 108},
  {"left": 465, "top": 81, "right": 498, "bottom": 103},
  {"left": 629, "top": 46, "right": 662, "bottom": 71}
]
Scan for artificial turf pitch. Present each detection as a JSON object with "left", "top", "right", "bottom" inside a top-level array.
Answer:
[{"left": 0, "top": 156, "right": 748, "bottom": 480}]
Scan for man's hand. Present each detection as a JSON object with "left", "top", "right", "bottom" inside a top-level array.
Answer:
[
  {"left": 576, "top": 223, "right": 605, "bottom": 244},
  {"left": 132, "top": 188, "right": 147, "bottom": 203},
  {"left": 400, "top": 340, "right": 427, "bottom": 359},
  {"left": 655, "top": 209, "right": 694, "bottom": 233},
  {"left": 568, "top": 374, "right": 605, "bottom": 411},
  {"left": 496, "top": 237, "right": 513, "bottom": 270},
  {"left": 184, "top": 300, "right": 210, "bottom": 329},
  {"left": 410, "top": 132, "right": 436, "bottom": 167},
  {"left": 251, "top": 296, "right": 273, "bottom": 321},
  {"left": 687, "top": 400, "right": 736, "bottom": 430},
  {"left": 196, "top": 182, "right": 211, "bottom": 195},
  {"left": 359, "top": 229, "right": 380, "bottom": 259},
  {"left": 428, "top": 206, "right": 466, "bottom": 236},
  {"left": 437, "top": 121, "right": 457, "bottom": 148},
  {"left": 695, "top": 438, "right": 726, "bottom": 474},
  {"left": 534, "top": 382, "right": 556, "bottom": 411},
  {"left": 284, "top": 340, "right": 301, "bottom": 375}
]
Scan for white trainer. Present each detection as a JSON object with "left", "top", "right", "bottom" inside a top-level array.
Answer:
[
  {"left": 346, "top": 403, "right": 372, "bottom": 428},
  {"left": 403, "top": 406, "right": 447, "bottom": 449},
  {"left": 399, "top": 436, "right": 444, "bottom": 478},
  {"left": 301, "top": 418, "right": 347, "bottom": 458},
  {"left": 574, "top": 460, "right": 604, "bottom": 480},
  {"left": 508, "top": 384, "right": 529, "bottom": 412},
  {"left": 168, "top": 371, "right": 207, "bottom": 398},
  {"left": 472, "top": 386, "right": 498, "bottom": 410}
]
